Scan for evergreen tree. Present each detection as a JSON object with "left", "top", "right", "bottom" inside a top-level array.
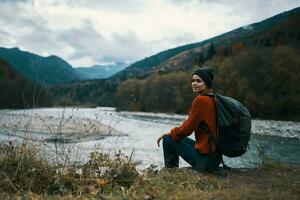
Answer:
[{"left": 206, "top": 43, "right": 216, "bottom": 60}]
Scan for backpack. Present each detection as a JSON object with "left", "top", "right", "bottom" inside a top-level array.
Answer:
[{"left": 204, "top": 94, "right": 252, "bottom": 157}]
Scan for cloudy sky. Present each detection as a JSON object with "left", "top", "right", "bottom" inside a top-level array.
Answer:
[{"left": 0, "top": 0, "right": 299, "bottom": 67}]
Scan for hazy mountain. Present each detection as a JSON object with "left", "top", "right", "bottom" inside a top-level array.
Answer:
[
  {"left": 75, "top": 62, "right": 129, "bottom": 79},
  {"left": 0, "top": 47, "right": 83, "bottom": 85}
]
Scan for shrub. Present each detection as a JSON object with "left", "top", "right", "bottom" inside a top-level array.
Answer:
[
  {"left": 0, "top": 142, "right": 55, "bottom": 194},
  {"left": 83, "top": 149, "right": 139, "bottom": 190},
  {"left": 0, "top": 142, "right": 140, "bottom": 198}
]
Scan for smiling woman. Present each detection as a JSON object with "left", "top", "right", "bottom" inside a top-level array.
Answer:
[
  {"left": 157, "top": 67, "right": 222, "bottom": 172},
  {"left": 191, "top": 68, "right": 214, "bottom": 94}
]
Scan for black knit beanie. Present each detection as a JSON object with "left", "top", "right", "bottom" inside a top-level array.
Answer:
[{"left": 192, "top": 67, "right": 214, "bottom": 88}]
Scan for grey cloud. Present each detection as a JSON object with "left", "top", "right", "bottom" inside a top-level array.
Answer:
[
  {"left": 0, "top": 0, "right": 32, "bottom": 4},
  {"left": 0, "top": 1, "right": 69, "bottom": 60},
  {"left": 167, "top": 0, "right": 298, "bottom": 10},
  {"left": 0, "top": 0, "right": 152, "bottom": 65},
  {"left": 0, "top": 1, "right": 47, "bottom": 30},
  {"left": 53, "top": 0, "right": 149, "bottom": 13},
  {"left": 19, "top": 27, "right": 62, "bottom": 54},
  {"left": 0, "top": 30, "right": 9, "bottom": 43},
  {"left": 58, "top": 18, "right": 171, "bottom": 65},
  {"left": 172, "top": 33, "right": 196, "bottom": 44},
  {"left": 168, "top": 0, "right": 300, "bottom": 28},
  {"left": 166, "top": 0, "right": 232, "bottom": 5},
  {"left": 106, "top": 32, "right": 150, "bottom": 61},
  {"left": 60, "top": 21, "right": 149, "bottom": 64},
  {"left": 168, "top": 0, "right": 244, "bottom": 4},
  {"left": 111, "top": 32, "right": 140, "bottom": 46},
  {"left": 60, "top": 21, "right": 105, "bottom": 59},
  {"left": 1, "top": 0, "right": 299, "bottom": 67}
]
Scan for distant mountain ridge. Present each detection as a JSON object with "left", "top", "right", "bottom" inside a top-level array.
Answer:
[
  {"left": 0, "top": 47, "right": 83, "bottom": 85},
  {"left": 75, "top": 62, "right": 129, "bottom": 79}
]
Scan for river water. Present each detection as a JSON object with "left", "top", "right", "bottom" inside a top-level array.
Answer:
[{"left": 0, "top": 107, "right": 299, "bottom": 169}]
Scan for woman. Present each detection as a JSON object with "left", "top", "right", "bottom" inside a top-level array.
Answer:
[{"left": 157, "top": 67, "right": 221, "bottom": 171}]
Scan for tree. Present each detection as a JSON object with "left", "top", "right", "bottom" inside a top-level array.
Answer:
[{"left": 206, "top": 43, "right": 216, "bottom": 60}]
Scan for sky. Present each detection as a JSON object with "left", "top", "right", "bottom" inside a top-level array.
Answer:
[{"left": 0, "top": 0, "right": 299, "bottom": 67}]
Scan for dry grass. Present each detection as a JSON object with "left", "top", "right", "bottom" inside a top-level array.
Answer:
[
  {"left": 0, "top": 142, "right": 140, "bottom": 199},
  {"left": 0, "top": 143, "right": 55, "bottom": 194},
  {"left": 0, "top": 142, "right": 298, "bottom": 200},
  {"left": 117, "top": 161, "right": 300, "bottom": 200}
]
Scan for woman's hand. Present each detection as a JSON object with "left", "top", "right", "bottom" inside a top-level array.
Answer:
[{"left": 157, "top": 132, "right": 171, "bottom": 147}]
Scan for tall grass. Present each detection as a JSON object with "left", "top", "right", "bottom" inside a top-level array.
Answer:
[
  {"left": 0, "top": 131, "right": 299, "bottom": 199},
  {"left": 0, "top": 142, "right": 55, "bottom": 194},
  {"left": 0, "top": 142, "right": 139, "bottom": 198}
]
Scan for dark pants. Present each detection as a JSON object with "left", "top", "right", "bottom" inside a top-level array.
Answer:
[{"left": 162, "top": 135, "right": 220, "bottom": 171}]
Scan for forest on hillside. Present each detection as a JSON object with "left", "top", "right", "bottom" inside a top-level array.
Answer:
[
  {"left": 113, "top": 14, "right": 300, "bottom": 121},
  {"left": 49, "top": 42, "right": 300, "bottom": 121},
  {"left": 114, "top": 45, "right": 299, "bottom": 120},
  {"left": 0, "top": 59, "right": 51, "bottom": 108}
]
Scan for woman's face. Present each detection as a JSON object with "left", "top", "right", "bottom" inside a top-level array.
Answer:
[{"left": 191, "top": 74, "right": 208, "bottom": 94}]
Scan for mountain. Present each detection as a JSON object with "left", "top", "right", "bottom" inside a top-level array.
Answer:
[
  {"left": 75, "top": 62, "right": 129, "bottom": 79},
  {"left": 50, "top": 7, "right": 300, "bottom": 120},
  {"left": 0, "top": 58, "right": 52, "bottom": 108},
  {"left": 112, "top": 7, "right": 300, "bottom": 80},
  {"left": 0, "top": 47, "right": 83, "bottom": 85}
]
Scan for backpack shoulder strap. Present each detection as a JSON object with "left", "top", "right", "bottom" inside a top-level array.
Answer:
[{"left": 199, "top": 121, "right": 217, "bottom": 154}]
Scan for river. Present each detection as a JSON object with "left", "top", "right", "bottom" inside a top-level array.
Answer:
[{"left": 0, "top": 107, "right": 299, "bottom": 169}]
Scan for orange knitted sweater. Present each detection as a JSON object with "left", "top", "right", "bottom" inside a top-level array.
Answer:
[{"left": 170, "top": 95, "right": 217, "bottom": 154}]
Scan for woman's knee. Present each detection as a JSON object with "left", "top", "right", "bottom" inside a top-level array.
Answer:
[{"left": 162, "top": 135, "right": 173, "bottom": 146}]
